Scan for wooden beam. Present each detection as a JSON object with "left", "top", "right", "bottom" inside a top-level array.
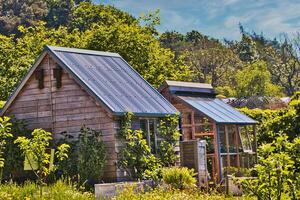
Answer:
[
  {"left": 253, "top": 125, "right": 258, "bottom": 163},
  {"left": 191, "top": 111, "right": 195, "bottom": 139},
  {"left": 235, "top": 125, "right": 240, "bottom": 171},
  {"left": 225, "top": 125, "right": 230, "bottom": 195},
  {"left": 212, "top": 123, "right": 220, "bottom": 183}
]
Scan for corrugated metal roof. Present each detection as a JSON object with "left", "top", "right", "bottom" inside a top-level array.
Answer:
[
  {"left": 47, "top": 46, "right": 177, "bottom": 116},
  {"left": 178, "top": 96, "right": 257, "bottom": 124},
  {"left": 158, "top": 80, "right": 215, "bottom": 95},
  {"left": 165, "top": 80, "right": 213, "bottom": 89}
]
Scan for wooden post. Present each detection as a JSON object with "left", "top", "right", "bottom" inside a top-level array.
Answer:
[
  {"left": 253, "top": 125, "right": 258, "bottom": 164},
  {"left": 225, "top": 125, "right": 230, "bottom": 195},
  {"left": 235, "top": 125, "right": 240, "bottom": 171},
  {"left": 212, "top": 123, "right": 220, "bottom": 183},
  {"left": 191, "top": 111, "right": 195, "bottom": 139}
]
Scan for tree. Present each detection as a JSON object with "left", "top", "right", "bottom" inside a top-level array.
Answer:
[
  {"left": 235, "top": 60, "right": 282, "bottom": 98},
  {"left": 187, "top": 46, "right": 241, "bottom": 86},
  {"left": 0, "top": 22, "right": 85, "bottom": 100},
  {"left": 70, "top": 2, "right": 137, "bottom": 31},
  {"left": 265, "top": 36, "right": 300, "bottom": 96},
  {"left": 14, "top": 129, "right": 69, "bottom": 196},
  {"left": 0, "top": 0, "right": 48, "bottom": 35}
]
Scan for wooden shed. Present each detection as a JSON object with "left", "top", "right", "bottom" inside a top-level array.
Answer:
[
  {"left": 0, "top": 46, "right": 178, "bottom": 182},
  {"left": 159, "top": 81, "right": 257, "bottom": 183}
]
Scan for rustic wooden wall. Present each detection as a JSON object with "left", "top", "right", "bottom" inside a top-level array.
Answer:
[{"left": 5, "top": 54, "right": 118, "bottom": 182}]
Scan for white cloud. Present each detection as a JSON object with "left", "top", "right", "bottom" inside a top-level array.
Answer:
[{"left": 101, "top": 0, "right": 300, "bottom": 40}]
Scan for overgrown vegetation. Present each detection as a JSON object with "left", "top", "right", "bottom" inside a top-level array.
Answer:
[
  {"left": 113, "top": 185, "right": 255, "bottom": 200},
  {"left": 241, "top": 135, "right": 300, "bottom": 199},
  {"left": 14, "top": 129, "right": 69, "bottom": 196},
  {"left": 0, "top": 180, "right": 94, "bottom": 200},
  {"left": 57, "top": 126, "right": 106, "bottom": 189},
  {"left": 161, "top": 167, "right": 197, "bottom": 190},
  {"left": 0, "top": 117, "right": 12, "bottom": 182},
  {"left": 117, "top": 112, "right": 162, "bottom": 180},
  {"left": 117, "top": 112, "right": 180, "bottom": 181},
  {"left": 240, "top": 91, "right": 300, "bottom": 144}
]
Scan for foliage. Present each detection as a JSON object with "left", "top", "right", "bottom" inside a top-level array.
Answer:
[
  {"left": 0, "top": 116, "right": 12, "bottom": 181},
  {"left": 235, "top": 60, "right": 282, "bottom": 98},
  {"left": 118, "top": 112, "right": 161, "bottom": 180},
  {"left": 0, "top": 180, "right": 94, "bottom": 200},
  {"left": 57, "top": 126, "right": 106, "bottom": 188},
  {"left": 240, "top": 94, "right": 300, "bottom": 144},
  {"left": 241, "top": 135, "right": 300, "bottom": 200},
  {"left": 157, "top": 114, "right": 180, "bottom": 167},
  {"left": 161, "top": 167, "right": 197, "bottom": 190},
  {"left": 114, "top": 186, "right": 241, "bottom": 200},
  {"left": 70, "top": 2, "right": 137, "bottom": 31},
  {"left": 0, "top": 0, "right": 48, "bottom": 35},
  {"left": 0, "top": 3, "right": 192, "bottom": 100},
  {"left": 2, "top": 118, "right": 31, "bottom": 181},
  {"left": 118, "top": 113, "right": 181, "bottom": 181},
  {"left": 0, "top": 101, "right": 5, "bottom": 108},
  {"left": 77, "top": 126, "right": 106, "bottom": 185},
  {"left": 14, "top": 129, "right": 69, "bottom": 195}
]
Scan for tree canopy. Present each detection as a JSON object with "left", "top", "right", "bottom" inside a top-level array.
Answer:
[{"left": 0, "top": 1, "right": 299, "bottom": 101}]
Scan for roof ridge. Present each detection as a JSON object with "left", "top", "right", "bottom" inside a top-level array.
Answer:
[{"left": 46, "top": 45, "right": 121, "bottom": 57}]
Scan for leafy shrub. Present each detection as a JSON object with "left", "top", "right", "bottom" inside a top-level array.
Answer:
[
  {"left": 161, "top": 167, "right": 197, "bottom": 190},
  {"left": 0, "top": 180, "right": 94, "bottom": 200},
  {"left": 3, "top": 118, "right": 32, "bottom": 181},
  {"left": 0, "top": 116, "right": 12, "bottom": 182},
  {"left": 241, "top": 135, "right": 300, "bottom": 200},
  {"left": 57, "top": 126, "right": 106, "bottom": 189},
  {"left": 239, "top": 91, "right": 300, "bottom": 144},
  {"left": 14, "top": 128, "right": 69, "bottom": 196}
]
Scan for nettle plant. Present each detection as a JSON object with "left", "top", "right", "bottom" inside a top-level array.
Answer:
[{"left": 118, "top": 112, "right": 180, "bottom": 181}]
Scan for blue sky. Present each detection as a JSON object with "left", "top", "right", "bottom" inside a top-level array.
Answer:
[{"left": 96, "top": 0, "right": 300, "bottom": 40}]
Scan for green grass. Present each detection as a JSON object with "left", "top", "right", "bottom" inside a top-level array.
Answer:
[
  {"left": 113, "top": 186, "right": 255, "bottom": 200},
  {"left": 0, "top": 180, "right": 94, "bottom": 200}
]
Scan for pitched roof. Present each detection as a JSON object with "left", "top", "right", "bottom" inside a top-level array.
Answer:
[
  {"left": 158, "top": 80, "right": 215, "bottom": 95},
  {"left": 1, "top": 46, "right": 178, "bottom": 116},
  {"left": 178, "top": 96, "right": 257, "bottom": 124}
]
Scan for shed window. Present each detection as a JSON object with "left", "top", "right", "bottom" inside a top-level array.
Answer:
[
  {"left": 133, "top": 119, "right": 158, "bottom": 154},
  {"left": 239, "top": 126, "right": 252, "bottom": 153}
]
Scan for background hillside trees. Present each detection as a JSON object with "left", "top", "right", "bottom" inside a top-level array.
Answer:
[{"left": 0, "top": 1, "right": 299, "bottom": 100}]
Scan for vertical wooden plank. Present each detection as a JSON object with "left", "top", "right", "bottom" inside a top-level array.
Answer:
[
  {"left": 235, "top": 125, "right": 240, "bottom": 170},
  {"left": 191, "top": 111, "right": 195, "bottom": 139},
  {"left": 48, "top": 56, "right": 54, "bottom": 133},
  {"left": 225, "top": 124, "right": 230, "bottom": 195},
  {"left": 212, "top": 122, "right": 220, "bottom": 183},
  {"left": 253, "top": 125, "right": 258, "bottom": 163}
]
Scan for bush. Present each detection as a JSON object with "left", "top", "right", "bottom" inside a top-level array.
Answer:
[
  {"left": 0, "top": 180, "right": 94, "bottom": 200},
  {"left": 161, "top": 167, "right": 197, "bottom": 190},
  {"left": 57, "top": 126, "right": 106, "bottom": 189},
  {"left": 241, "top": 135, "right": 300, "bottom": 199}
]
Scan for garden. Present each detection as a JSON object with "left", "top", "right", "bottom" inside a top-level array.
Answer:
[{"left": 0, "top": 92, "right": 298, "bottom": 199}]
